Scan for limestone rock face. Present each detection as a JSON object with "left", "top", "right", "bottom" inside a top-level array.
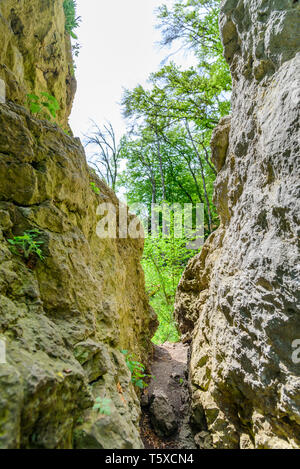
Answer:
[
  {"left": 0, "top": 0, "right": 75, "bottom": 126},
  {"left": 149, "top": 390, "right": 178, "bottom": 437},
  {"left": 175, "top": 0, "right": 300, "bottom": 449},
  {"left": 0, "top": 102, "right": 157, "bottom": 448}
]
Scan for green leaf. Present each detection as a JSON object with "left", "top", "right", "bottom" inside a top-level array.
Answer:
[{"left": 27, "top": 93, "right": 39, "bottom": 101}]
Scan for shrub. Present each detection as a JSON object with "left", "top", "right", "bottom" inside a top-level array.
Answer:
[{"left": 142, "top": 230, "right": 195, "bottom": 344}]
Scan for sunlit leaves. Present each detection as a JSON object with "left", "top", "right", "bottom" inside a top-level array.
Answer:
[{"left": 119, "top": 0, "right": 230, "bottom": 344}]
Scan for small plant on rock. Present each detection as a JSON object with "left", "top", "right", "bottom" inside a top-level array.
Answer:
[
  {"left": 121, "top": 350, "right": 152, "bottom": 389},
  {"left": 62, "top": 127, "right": 71, "bottom": 136},
  {"left": 8, "top": 229, "right": 45, "bottom": 264},
  {"left": 63, "top": 0, "right": 81, "bottom": 39},
  {"left": 93, "top": 397, "right": 112, "bottom": 416}
]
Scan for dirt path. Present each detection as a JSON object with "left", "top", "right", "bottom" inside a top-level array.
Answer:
[{"left": 140, "top": 342, "right": 196, "bottom": 449}]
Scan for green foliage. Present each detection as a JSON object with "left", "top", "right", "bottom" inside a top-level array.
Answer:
[
  {"left": 119, "top": 127, "right": 219, "bottom": 233},
  {"left": 121, "top": 18, "right": 229, "bottom": 233},
  {"left": 142, "top": 221, "right": 196, "bottom": 344},
  {"left": 8, "top": 229, "right": 44, "bottom": 261},
  {"left": 92, "top": 397, "right": 112, "bottom": 415},
  {"left": 121, "top": 350, "right": 152, "bottom": 389},
  {"left": 90, "top": 182, "right": 100, "bottom": 195},
  {"left": 157, "top": 0, "right": 227, "bottom": 65},
  {"left": 27, "top": 93, "right": 60, "bottom": 121},
  {"left": 63, "top": 0, "right": 80, "bottom": 39}
]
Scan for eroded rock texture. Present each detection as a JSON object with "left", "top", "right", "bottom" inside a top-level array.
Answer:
[
  {"left": 0, "top": 0, "right": 76, "bottom": 126},
  {"left": 175, "top": 0, "right": 300, "bottom": 449},
  {"left": 0, "top": 102, "right": 157, "bottom": 448}
]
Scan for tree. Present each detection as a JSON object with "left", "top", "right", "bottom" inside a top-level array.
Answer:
[
  {"left": 118, "top": 132, "right": 159, "bottom": 207},
  {"left": 118, "top": 0, "right": 230, "bottom": 343}
]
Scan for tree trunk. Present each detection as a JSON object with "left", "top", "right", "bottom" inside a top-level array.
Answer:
[{"left": 185, "top": 121, "right": 212, "bottom": 233}]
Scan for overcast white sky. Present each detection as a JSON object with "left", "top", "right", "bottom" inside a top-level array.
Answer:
[{"left": 69, "top": 0, "right": 194, "bottom": 146}]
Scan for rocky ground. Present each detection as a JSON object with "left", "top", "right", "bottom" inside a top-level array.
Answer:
[{"left": 140, "top": 342, "right": 196, "bottom": 449}]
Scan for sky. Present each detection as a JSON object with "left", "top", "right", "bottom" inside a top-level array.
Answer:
[{"left": 69, "top": 0, "right": 193, "bottom": 148}]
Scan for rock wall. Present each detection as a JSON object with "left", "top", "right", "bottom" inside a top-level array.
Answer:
[
  {"left": 175, "top": 0, "right": 300, "bottom": 449},
  {"left": 0, "top": 1, "right": 157, "bottom": 449},
  {"left": 0, "top": 0, "right": 75, "bottom": 127},
  {"left": 0, "top": 102, "right": 157, "bottom": 449}
]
